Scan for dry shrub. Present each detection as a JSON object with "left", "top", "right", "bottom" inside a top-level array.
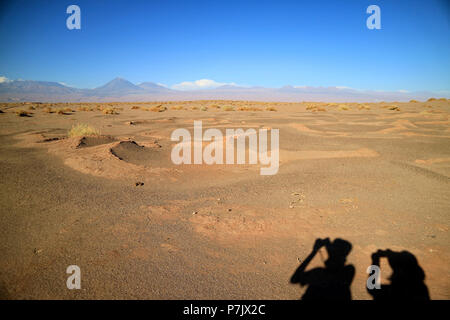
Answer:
[
  {"left": 102, "top": 107, "right": 119, "bottom": 114},
  {"left": 200, "top": 106, "right": 208, "bottom": 111},
  {"left": 191, "top": 106, "right": 199, "bottom": 110},
  {"left": 149, "top": 105, "right": 167, "bottom": 112},
  {"left": 68, "top": 124, "right": 100, "bottom": 137},
  {"left": 222, "top": 106, "right": 234, "bottom": 111},
  {"left": 237, "top": 106, "right": 263, "bottom": 111},
  {"left": 338, "top": 105, "right": 350, "bottom": 111},
  {"left": 265, "top": 106, "right": 277, "bottom": 111},
  {"left": 388, "top": 105, "right": 401, "bottom": 111},
  {"left": 78, "top": 106, "right": 93, "bottom": 112},
  {"left": 15, "top": 109, "right": 31, "bottom": 117},
  {"left": 358, "top": 104, "right": 371, "bottom": 110},
  {"left": 131, "top": 106, "right": 140, "bottom": 110},
  {"left": 409, "top": 100, "right": 419, "bottom": 103},
  {"left": 170, "top": 106, "right": 185, "bottom": 110}
]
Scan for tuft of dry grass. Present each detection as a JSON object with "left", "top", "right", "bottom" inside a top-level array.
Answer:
[
  {"left": 149, "top": 105, "right": 167, "bottom": 112},
  {"left": 28, "top": 106, "right": 36, "bottom": 110},
  {"left": 68, "top": 123, "right": 100, "bottom": 138},
  {"left": 427, "top": 98, "right": 436, "bottom": 102},
  {"left": 131, "top": 106, "right": 140, "bottom": 110},
  {"left": 43, "top": 107, "right": 54, "bottom": 113},
  {"left": 265, "top": 106, "right": 277, "bottom": 112},
  {"left": 358, "top": 104, "right": 371, "bottom": 110},
  {"left": 237, "top": 106, "right": 263, "bottom": 111},
  {"left": 222, "top": 106, "right": 234, "bottom": 111},
  {"left": 102, "top": 107, "right": 119, "bottom": 115},
  {"left": 191, "top": 106, "right": 199, "bottom": 110},
  {"left": 338, "top": 105, "right": 350, "bottom": 111},
  {"left": 170, "top": 106, "right": 185, "bottom": 110},
  {"left": 409, "top": 99, "right": 419, "bottom": 103},
  {"left": 15, "top": 109, "right": 31, "bottom": 117},
  {"left": 388, "top": 105, "right": 401, "bottom": 111},
  {"left": 200, "top": 106, "right": 208, "bottom": 111},
  {"left": 306, "top": 104, "right": 327, "bottom": 112},
  {"left": 78, "top": 106, "right": 93, "bottom": 112}
]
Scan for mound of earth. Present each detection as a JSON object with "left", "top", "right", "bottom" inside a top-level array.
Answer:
[
  {"left": 76, "top": 136, "right": 116, "bottom": 148},
  {"left": 109, "top": 140, "right": 166, "bottom": 167}
]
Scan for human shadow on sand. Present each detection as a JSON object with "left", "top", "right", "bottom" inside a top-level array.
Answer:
[
  {"left": 290, "top": 238, "right": 355, "bottom": 300},
  {"left": 290, "top": 237, "right": 430, "bottom": 300},
  {"left": 367, "top": 249, "right": 430, "bottom": 300}
]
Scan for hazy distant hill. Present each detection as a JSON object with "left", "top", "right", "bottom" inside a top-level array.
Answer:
[
  {"left": 0, "top": 77, "right": 448, "bottom": 102},
  {"left": 138, "top": 82, "right": 173, "bottom": 92},
  {"left": 89, "top": 77, "right": 145, "bottom": 96},
  {"left": 0, "top": 80, "right": 79, "bottom": 94}
]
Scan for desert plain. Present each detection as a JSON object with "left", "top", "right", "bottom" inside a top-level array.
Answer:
[{"left": 0, "top": 99, "right": 449, "bottom": 299}]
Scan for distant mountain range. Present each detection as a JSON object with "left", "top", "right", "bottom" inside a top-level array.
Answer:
[{"left": 0, "top": 77, "right": 448, "bottom": 102}]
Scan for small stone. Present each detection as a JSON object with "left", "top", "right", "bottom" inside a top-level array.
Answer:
[
  {"left": 228, "top": 208, "right": 232, "bottom": 212},
  {"left": 192, "top": 211, "right": 198, "bottom": 215}
]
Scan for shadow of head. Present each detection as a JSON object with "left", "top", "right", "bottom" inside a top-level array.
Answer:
[
  {"left": 291, "top": 237, "right": 355, "bottom": 300},
  {"left": 368, "top": 249, "right": 430, "bottom": 300},
  {"left": 386, "top": 250, "right": 425, "bottom": 283},
  {"left": 324, "top": 238, "right": 352, "bottom": 269}
]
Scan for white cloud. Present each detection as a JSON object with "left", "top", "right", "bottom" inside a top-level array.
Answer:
[
  {"left": 0, "top": 76, "right": 11, "bottom": 83},
  {"left": 172, "top": 79, "right": 236, "bottom": 91}
]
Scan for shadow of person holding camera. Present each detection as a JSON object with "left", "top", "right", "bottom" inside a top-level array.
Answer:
[
  {"left": 290, "top": 238, "right": 355, "bottom": 300},
  {"left": 367, "top": 249, "right": 430, "bottom": 300}
]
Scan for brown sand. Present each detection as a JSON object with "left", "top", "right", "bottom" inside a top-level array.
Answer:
[{"left": 0, "top": 100, "right": 449, "bottom": 299}]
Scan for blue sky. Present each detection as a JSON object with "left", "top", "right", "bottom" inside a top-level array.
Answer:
[{"left": 0, "top": 0, "right": 449, "bottom": 92}]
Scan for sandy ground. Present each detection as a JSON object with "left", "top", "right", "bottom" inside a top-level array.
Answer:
[{"left": 0, "top": 99, "right": 449, "bottom": 299}]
